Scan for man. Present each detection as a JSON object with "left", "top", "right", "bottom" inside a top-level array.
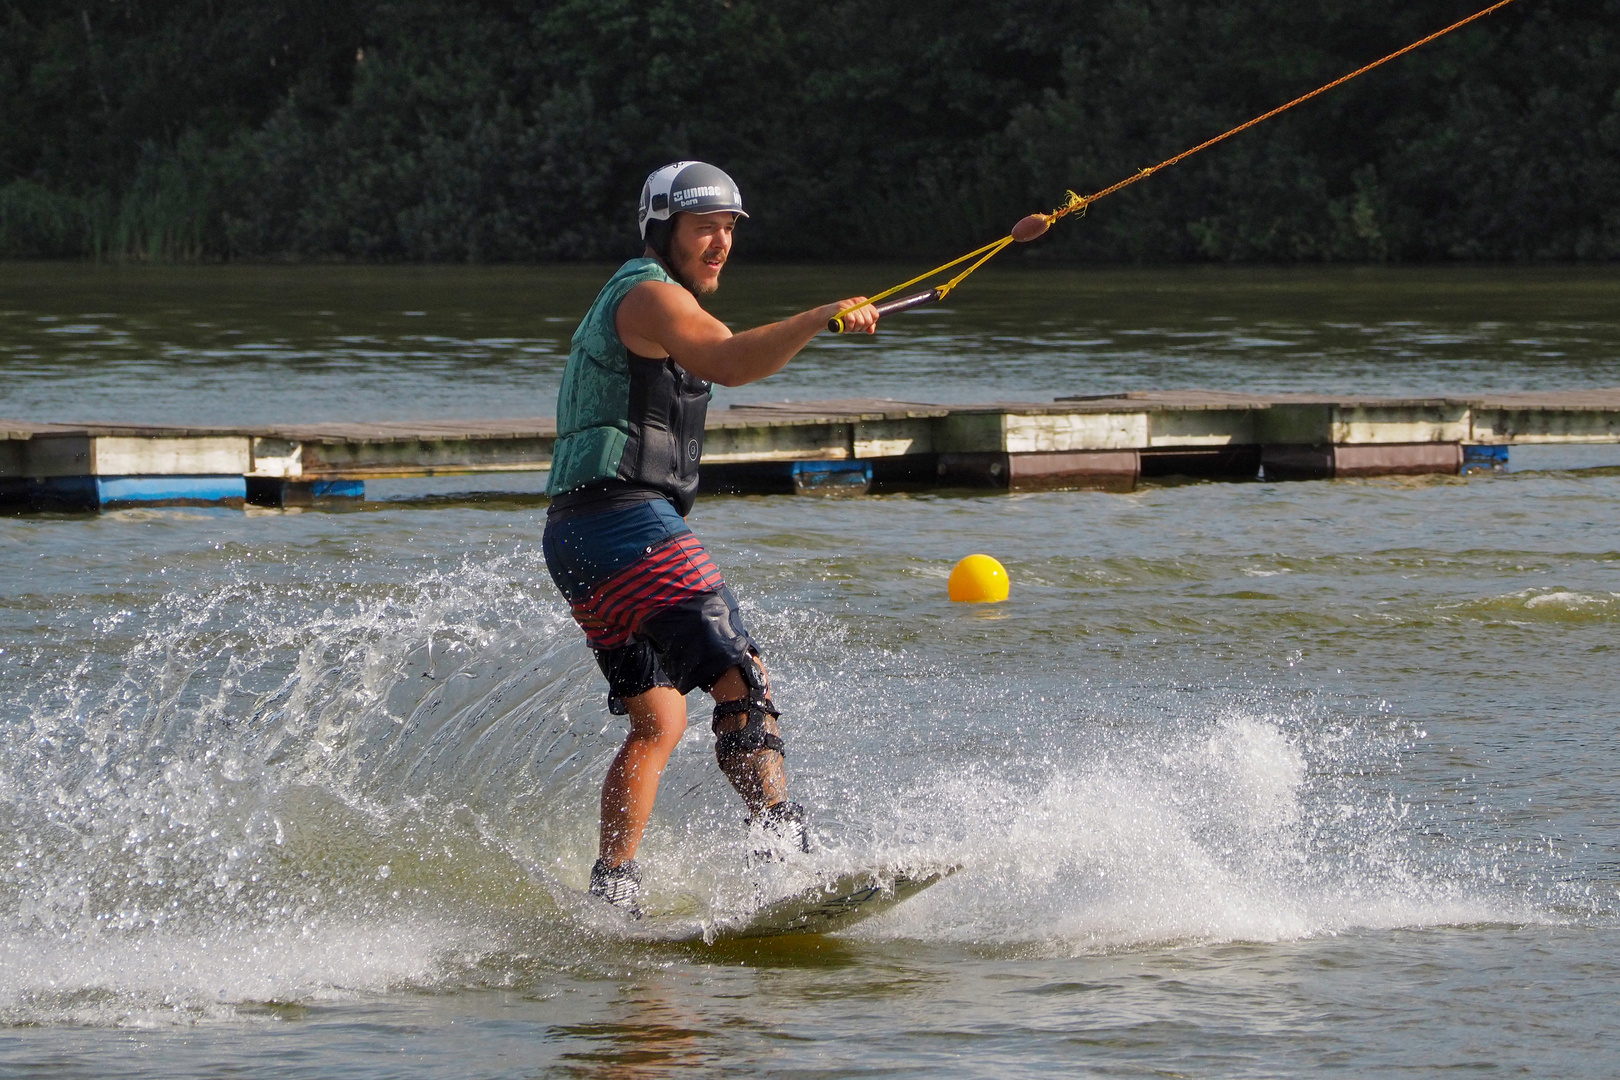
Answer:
[{"left": 542, "top": 161, "right": 879, "bottom": 914}]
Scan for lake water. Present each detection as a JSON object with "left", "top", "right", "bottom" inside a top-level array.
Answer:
[{"left": 2, "top": 262, "right": 1619, "bottom": 1077}]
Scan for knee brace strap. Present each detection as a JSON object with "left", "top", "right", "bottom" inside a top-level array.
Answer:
[{"left": 712, "top": 697, "right": 784, "bottom": 759}]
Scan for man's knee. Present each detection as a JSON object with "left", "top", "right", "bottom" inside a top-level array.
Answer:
[
  {"left": 629, "top": 714, "right": 688, "bottom": 750},
  {"left": 711, "top": 653, "right": 784, "bottom": 763},
  {"left": 709, "top": 656, "right": 768, "bottom": 707},
  {"left": 624, "top": 687, "right": 689, "bottom": 744}
]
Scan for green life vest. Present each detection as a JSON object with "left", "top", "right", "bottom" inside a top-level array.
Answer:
[{"left": 547, "top": 258, "right": 713, "bottom": 514}]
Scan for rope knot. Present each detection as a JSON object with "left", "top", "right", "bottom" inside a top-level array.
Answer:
[{"left": 1048, "top": 190, "right": 1086, "bottom": 222}]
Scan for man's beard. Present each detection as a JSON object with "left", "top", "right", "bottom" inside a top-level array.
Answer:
[{"left": 669, "top": 251, "right": 722, "bottom": 297}]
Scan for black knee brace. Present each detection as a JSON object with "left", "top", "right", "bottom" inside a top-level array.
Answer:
[{"left": 712, "top": 654, "right": 785, "bottom": 764}]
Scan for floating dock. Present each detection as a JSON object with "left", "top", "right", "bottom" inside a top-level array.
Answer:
[{"left": 5, "top": 389, "right": 1620, "bottom": 510}]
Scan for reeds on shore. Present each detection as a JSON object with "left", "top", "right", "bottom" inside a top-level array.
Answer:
[{"left": 0, "top": 134, "right": 221, "bottom": 262}]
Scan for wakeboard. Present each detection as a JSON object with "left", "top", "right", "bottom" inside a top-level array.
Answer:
[{"left": 702, "top": 863, "right": 958, "bottom": 941}]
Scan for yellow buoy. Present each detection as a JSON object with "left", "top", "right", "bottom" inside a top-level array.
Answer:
[{"left": 948, "top": 554, "right": 1010, "bottom": 603}]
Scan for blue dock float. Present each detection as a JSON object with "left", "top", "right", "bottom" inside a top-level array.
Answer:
[
  {"left": 793, "top": 458, "right": 874, "bottom": 491},
  {"left": 245, "top": 478, "right": 365, "bottom": 507},
  {"left": 0, "top": 422, "right": 253, "bottom": 511},
  {"left": 704, "top": 457, "right": 873, "bottom": 495},
  {"left": 1463, "top": 444, "right": 1510, "bottom": 473},
  {"left": 4, "top": 474, "right": 247, "bottom": 511}
]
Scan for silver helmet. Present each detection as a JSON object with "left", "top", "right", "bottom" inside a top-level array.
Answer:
[{"left": 638, "top": 161, "right": 748, "bottom": 240}]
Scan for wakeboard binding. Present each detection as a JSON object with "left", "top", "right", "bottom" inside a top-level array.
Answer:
[
  {"left": 748, "top": 800, "right": 813, "bottom": 866},
  {"left": 589, "top": 857, "right": 644, "bottom": 919}
]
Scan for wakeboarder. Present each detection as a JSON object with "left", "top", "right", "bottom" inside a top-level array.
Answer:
[{"left": 541, "top": 161, "right": 878, "bottom": 914}]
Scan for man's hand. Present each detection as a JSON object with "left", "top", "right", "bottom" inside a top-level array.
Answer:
[
  {"left": 618, "top": 285, "right": 880, "bottom": 387},
  {"left": 819, "top": 298, "right": 878, "bottom": 335}
]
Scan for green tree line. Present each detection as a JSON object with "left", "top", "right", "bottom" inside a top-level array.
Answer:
[{"left": 3, "top": 0, "right": 1617, "bottom": 262}]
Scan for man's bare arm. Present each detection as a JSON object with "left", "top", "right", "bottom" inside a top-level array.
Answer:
[{"left": 617, "top": 281, "right": 877, "bottom": 387}]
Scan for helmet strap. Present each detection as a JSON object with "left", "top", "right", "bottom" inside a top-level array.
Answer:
[
  {"left": 644, "top": 218, "right": 674, "bottom": 264},
  {"left": 644, "top": 215, "right": 700, "bottom": 296}
]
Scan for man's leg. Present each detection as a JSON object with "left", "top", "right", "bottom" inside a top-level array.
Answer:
[
  {"left": 709, "top": 655, "right": 810, "bottom": 855},
  {"left": 598, "top": 685, "right": 688, "bottom": 867},
  {"left": 632, "top": 583, "right": 808, "bottom": 853},
  {"left": 709, "top": 659, "right": 786, "bottom": 814}
]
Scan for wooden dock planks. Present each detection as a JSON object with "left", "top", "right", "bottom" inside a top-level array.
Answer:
[{"left": 5, "top": 388, "right": 1620, "bottom": 507}]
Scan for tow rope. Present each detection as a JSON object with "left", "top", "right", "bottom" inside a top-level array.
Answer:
[{"left": 827, "top": 0, "right": 1525, "bottom": 333}]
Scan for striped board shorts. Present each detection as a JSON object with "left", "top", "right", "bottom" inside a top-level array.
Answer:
[
  {"left": 542, "top": 495, "right": 758, "bottom": 710},
  {"left": 569, "top": 529, "right": 722, "bottom": 649}
]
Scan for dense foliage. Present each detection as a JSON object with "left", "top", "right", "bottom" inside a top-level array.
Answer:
[{"left": 3, "top": 0, "right": 1617, "bottom": 262}]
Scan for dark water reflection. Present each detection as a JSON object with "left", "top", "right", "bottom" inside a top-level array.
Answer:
[{"left": 2, "top": 262, "right": 1618, "bottom": 426}]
